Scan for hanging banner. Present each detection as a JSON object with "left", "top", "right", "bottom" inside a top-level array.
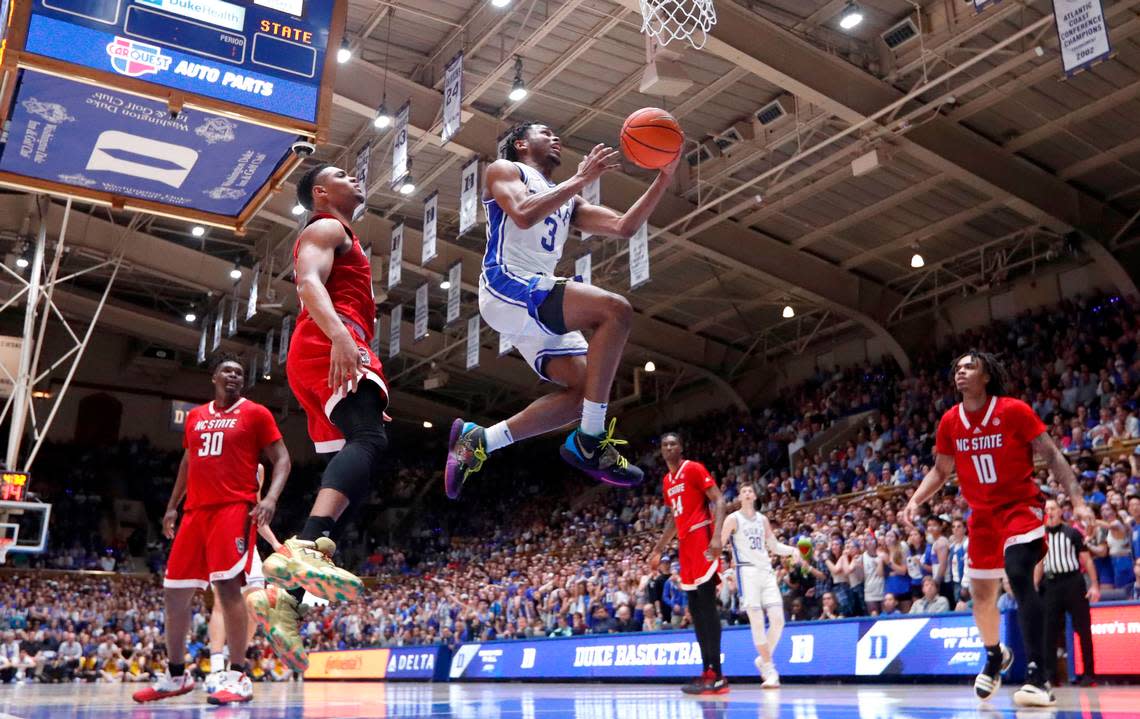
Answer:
[
  {"left": 580, "top": 178, "right": 601, "bottom": 241},
  {"left": 247, "top": 350, "right": 258, "bottom": 388},
  {"left": 370, "top": 316, "right": 383, "bottom": 355},
  {"left": 212, "top": 305, "right": 223, "bottom": 352},
  {"left": 972, "top": 0, "right": 997, "bottom": 11},
  {"left": 497, "top": 132, "right": 511, "bottom": 160},
  {"left": 197, "top": 319, "right": 208, "bottom": 364},
  {"left": 389, "top": 305, "right": 403, "bottom": 358},
  {"left": 391, "top": 102, "right": 411, "bottom": 189},
  {"left": 466, "top": 315, "right": 480, "bottom": 370},
  {"left": 388, "top": 224, "right": 404, "bottom": 289},
  {"left": 575, "top": 253, "right": 592, "bottom": 286},
  {"left": 279, "top": 316, "right": 292, "bottom": 365},
  {"left": 442, "top": 52, "right": 463, "bottom": 144},
  {"left": 1053, "top": 0, "right": 1112, "bottom": 76},
  {"left": 246, "top": 262, "right": 260, "bottom": 320},
  {"left": 630, "top": 222, "right": 650, "bottom": 289},
  {"left": 499, "top": 332, "right": 513, "bottom": 356},
  {"left": 422, "top": 193, "right": 439, "bottom": 264},
  {"left": 446, "top": 262, "right": 462, "bottom": 324},
  {"left": 227, "top": 287, "right": 239, "bottom": 337},
  {"left": 352, "top": 143, "right": 371, "bottom": 222},
  {"left": 459, "top": 159, "right": 479, "bottom": 236},
  {"left": 414, "top": 283, "right": 429, "bottom": 341},
  {"left": 264, "top": 329, "right": 275, "bottom": 375}
]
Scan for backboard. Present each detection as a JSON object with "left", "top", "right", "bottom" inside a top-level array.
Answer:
[{"left": 0, "top": 499, "right": 51, "bottom": 557}]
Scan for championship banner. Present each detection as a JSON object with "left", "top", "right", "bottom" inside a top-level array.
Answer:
[
  {"left": 414, "top": 283, "right": 429, "bottom": 341},
  {"left": 499, "top": 332, "right": 513, "bottom": 356},
  {"left": 442, "top": 52, "right": 463, "bottom": 144},
  {"left": 459, "top": 158, "right": 479, "bottom": 236},
  {"left": 391, "top": 102, "right": 411, "bottom": 189},
  {"left": 1053, "top": 0, "right": 1111, "bottom": 76},
  {"left": 629, "top": 222, "right": 650, "bottom": 289},
  {"left": 352, "top": 143, "right": 371, "bottom": 222},
  {"left": 389, "top": 305, "right": 402, "bottom": 358},
  {"left": 446, "top": 262, "right": 462, "bottom": 324},
  {"left": 212, "top": 305, "right": 223, "bottom": 351},
  {"left": 388, "top": 224, "right": 404, "bottom": 289},
  {"left": 227, "top": 287, "right": 239, "bottom": 337},
  {"left": 466, "top": 315, "right": 480, "bottom": 370},
  {"left": 197, "top": 319, "right": 207, "bottom": 364},
  {"left": 580, "top": 178, "right": 600, "bottom": 241},
  {"left": 246, "top": 262, "right": 260, "bottom": 320},
  {"left": 279, "top": 316, "right": 292, "bottom": 365},
  {"left": 575, "top": 253, "right": 592, "bottom": 286},
  {"left": 422, "top": 193, "right": 438, "bottom": 264}
]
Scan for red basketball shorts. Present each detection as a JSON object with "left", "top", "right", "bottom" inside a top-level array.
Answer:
[
  {"left": 678, "top": 523, "right": 722, "bottom": 590},
  {"left": 966, "top": 500, "right": 1046, "bottom": 578},
  {"left": 165, "top": 502, "right": 256, "bottom": 590},
  {"left": 287, "top": 319, "right": 389, "bottom": 453}
]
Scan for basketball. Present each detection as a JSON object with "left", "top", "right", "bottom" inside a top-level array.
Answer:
[{"left": 620, "top": 107, "right": 684, "bottom": 169}]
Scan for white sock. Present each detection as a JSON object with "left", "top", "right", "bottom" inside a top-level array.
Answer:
[
  {"left": 484, "top": 422, "right": 514, "bottom": 453},
  {"left": 210, "top": 652, "right": 226, "bottom": 673},
  {"left": 580, "top": 400, "right": 607, "bottom": 436}
]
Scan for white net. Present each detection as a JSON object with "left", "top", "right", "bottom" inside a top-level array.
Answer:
[{"left": 639, "top": 0, "right": 717, "bottom": 49}]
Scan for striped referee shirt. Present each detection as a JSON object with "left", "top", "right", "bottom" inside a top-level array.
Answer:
[{"left": 1043, "top": 524, "right": 1085, "bottom": 576}]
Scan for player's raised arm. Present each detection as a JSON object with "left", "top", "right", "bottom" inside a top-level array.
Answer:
[
  {"left": 295, "top": 218, "right": 361, "bottom": 394},
  {"left": 762, "top": 515, "right": 798, "bottom": 560},
  {"left": 571, "top": 151, "right": 681, "bottom": 239},
  {"left": 485, "top": 144, "right": 617, "bottom": 230},
  {"left": 1030, "top": 431, "right": 1094, "bottom": 523},
  {"left": 902, "top": 452, "right": 955, "bottom": 526}
]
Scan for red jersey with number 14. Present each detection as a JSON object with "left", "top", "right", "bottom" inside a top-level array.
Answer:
[
  {"left": 935, "top": 395, "right": 1046, "bottom": 510},
  {"left": 182, "top": 398, "right": 282, "bottom": 510},
  {"left": 663, "top": 460, "right": 715, "bottom": 537}
]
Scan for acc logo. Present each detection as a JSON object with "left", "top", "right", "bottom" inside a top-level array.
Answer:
[{"left": 106, "top": 37, "right": 172, "bottom": 77}]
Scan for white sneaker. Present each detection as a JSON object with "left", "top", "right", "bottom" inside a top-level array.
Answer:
[
  {"left": 754, "top": 657, "right": 780, "bottom": 688},
  {"left": 203, "top": 670, "right": 225, "bottom": 694},
  {"left": 1013, "top": 682, "right": 1056, "bottom": 708},
  {"left": 132, "top": 671, "right": 195, "bottom": 703},
  {"left": 974, "top": 644, "right": 1012, "bottom": 701},
  {"left": 207, "top": 670, "right": 252, "bottom": 705}
]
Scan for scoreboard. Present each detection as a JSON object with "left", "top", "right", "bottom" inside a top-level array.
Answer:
[
  {"left": 22, "top": 0, "right": 337, "bottom": 125},
  {"left": 0, "top": 472, "right": 28, "bottom": 502}
]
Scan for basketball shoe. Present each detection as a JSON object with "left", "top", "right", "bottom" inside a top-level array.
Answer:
[
  {"left": 206, "top": 670, "right": 253, "bottom": 705},
  {"left": 756, "top": 657, "right": 780, "bottom": 688},
  {"left": 247, "top": 585, "right": 308, "bottom": 673},
  {"left": 560, "top": 418, "right": 644, "bottom": 487},
  {"left": 974, "top": 644, "right": 1012, "bottom": 701},
  {"left": 131, "top": 670, "right": 194, "bottom": 703},
  {"left": 1013, "top": 662, "right": 1056, "bottom": 708},
  {"left": 264, "top": 536, "right": 362, "bottom": 602},
  {"left": 444, "top": 419, "right": 487, "bottom": 499},
  {"left": 681, "top": 668, "right": 729, "bottom": 695}
]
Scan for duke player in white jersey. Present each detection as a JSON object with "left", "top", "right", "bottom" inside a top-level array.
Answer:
[
  {"left": 721, "top": 484, "right": 801, "bottom": 688},
  {"left": 445, "top": 123, "right": 679, "bottom": 497}
]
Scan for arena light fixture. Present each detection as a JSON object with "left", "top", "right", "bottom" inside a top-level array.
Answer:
[
  {"left": 910, "top": 252, "right": 925, "bottom": 268},
  {"left": 492, "top": 0, "right": 512, "bottom": 7},
  {"left": 230, "top": 264, "right": 243, "bottom": 280},
  {"left": 184, "top": 312, "right": 197, "bottom": 323},
  {"left": 399, "top": 166, "right": 416, "bottom": 195},
  {"left": 292, "top": 203, "right": 306, "bottom": 216},
  {"left": 839, "top": 1, "right": 864, "bottom": 30},
  {"left": 439, "top": 280, "right": 451, "bottom": 290},
  {"left": 15, "top": 256, "right": 29, "bottom": 269},
  {"left": 191, "top": 225, "right": 206, "bottom": 238},
  {"left": 374, "top": 100, "right": 392, "bottom": 129},
  {"left": 336, "top": 40, "right": 352, "bottom": 64},
  {"left": 508, "top": 57, "right": 528, "bottom": 102},
  {"left": 782, "top": 304, "right": 795, "bottom": 319},
  {"left": 423, "top": 420, "right": 434, "bottom": 429},
  {"left": 644, "top": 360, "right": 656, "bottom": 373}
]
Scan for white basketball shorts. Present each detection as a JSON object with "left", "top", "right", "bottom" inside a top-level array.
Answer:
[{"left": 738, "top": 565, "right": 783, "bottom": 610}]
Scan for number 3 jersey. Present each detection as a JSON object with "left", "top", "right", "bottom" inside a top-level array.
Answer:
[
  {"left": 482, "top": 162, "right": 575, "bottom": 288},
  {"left": 935, "top": 395, "right": 1046, "bottom": 510},
  {"left": 662, "top": 459, "right": 715, "bottom": 538},
  {"left": 182, "top": 398, "right": 282, "bottom": 510}
]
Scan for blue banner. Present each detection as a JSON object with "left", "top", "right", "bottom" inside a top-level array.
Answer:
[
  {"left": 25, "top": 0, "right": 335, "bottom": 123},
  {"left": 0, "top": 70, "right": 296, "bottom": 216},
  {"left": 448, "top": 612, "right": 1009, "bottom": 681}
]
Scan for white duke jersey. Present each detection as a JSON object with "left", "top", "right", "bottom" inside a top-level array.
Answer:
[
  {"left": 728, "top": 510, "right": 775, "bottom": 571},
  {"left": 482, "top": 162, "right": 575, "bottom": 294}
]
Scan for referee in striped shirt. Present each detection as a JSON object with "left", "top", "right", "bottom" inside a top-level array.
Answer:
[{"left": 1036, "top": 499, "right": 1100, "bottom": 686}]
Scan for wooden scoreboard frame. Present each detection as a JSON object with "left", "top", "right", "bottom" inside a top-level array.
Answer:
[{"left": 0, "top": 0, "right": 346, "bottom": 234}]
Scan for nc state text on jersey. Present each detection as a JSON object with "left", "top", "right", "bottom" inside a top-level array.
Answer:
[
  {"left": 955, "top": 434, "right": 1004, "bottom": 452},
  {"left": 193, "top": 418, "right": 238, "bottom": 431}
]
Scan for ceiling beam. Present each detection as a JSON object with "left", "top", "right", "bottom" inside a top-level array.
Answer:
[
  {"left": 791, "top": 175, "right": 944, "bottom": 250},
  {"left": 842, "top": 199, "right": 1005, "bottom": 269},
  {"left": 1004, "top": 78, "right": 1140, "bottom": 153},
  {"left": 1058, "top": 136, "right": 1140, "bottom": 180}
]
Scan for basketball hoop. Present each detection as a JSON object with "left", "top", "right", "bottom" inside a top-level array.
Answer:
[
  {"left": 0, "top": 538, "right": 12, "bottom": 566},
  {"left": 639, "top": 0, "right": 717, "bottom": 50}
]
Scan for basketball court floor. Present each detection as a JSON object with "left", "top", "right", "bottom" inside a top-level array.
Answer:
[{"left": 3, "top": 682, "right": 1137, "bottom": 719}]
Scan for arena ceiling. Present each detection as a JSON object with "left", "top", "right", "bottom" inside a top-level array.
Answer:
[{"left": 4, "top": 0, "right": 1140, "bottom": 425}]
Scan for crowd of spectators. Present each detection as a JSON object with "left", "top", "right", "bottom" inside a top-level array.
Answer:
[{"left": 3, "top": 292, "right": 1140, "bottom": 675}]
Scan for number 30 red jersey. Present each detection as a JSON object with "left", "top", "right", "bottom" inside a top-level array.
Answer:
[
  {"left": 663, "top": 459, "right": 715, "bottom": 537},
  {"left": 182, "top": 398, "right": 282, "bottom": 510},
  {"left": 935, "top": 395, "right": 1046, "bottom": 510}
]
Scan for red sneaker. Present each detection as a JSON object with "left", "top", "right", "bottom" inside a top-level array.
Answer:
[{"left": 132, "top": 671, "right": 194, "bottom": 703}]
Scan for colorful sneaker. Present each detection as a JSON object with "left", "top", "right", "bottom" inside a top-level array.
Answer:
[
  {"left": 263, "top": 536, "right": 362, "bottom": 602},
  {"left": 445, "top": 419, "right": 487, "bottom": 500},
  {"left": 207, "top": 670, "right": 253, "bottom": 705},
  {"left": 560, "top": 418, "right": 644, "bottom": 487},
  {"left": 247, "top": 585, "right": 308, "bottom": 673},
  {"left": 681, "top": 669, "right": 715, "bottom": 695},
  {"left": 974, "top": 644, "right": 1012, "bottom": 701},
  {"left": 131, "top": 671, "right": 194, "bottom": 703}
]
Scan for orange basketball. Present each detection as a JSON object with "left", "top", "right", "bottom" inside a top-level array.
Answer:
[{"left": 620, "top": 108, "right": 684, "bottom": 170}]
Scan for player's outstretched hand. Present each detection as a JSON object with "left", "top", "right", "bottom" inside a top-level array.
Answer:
[
  {"left": 251, "top": 497, "right": 277, "bottom": 527},
  {"left": 329, "top": 332, "right": 362, "bottom": 394},
  {"left": 658, "top": 147, "right": 683, "bottom": 178},
  {"left": 162, "top": 508, "right": 179, "bottom": 539},
  {"left": 576, "top": 144, "right": 621, "bottom": 183}
]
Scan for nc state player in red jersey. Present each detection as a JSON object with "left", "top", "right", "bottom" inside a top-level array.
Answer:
[
  {"left": 260, "top": 164, "right": 391, "bottom": 669},
  {"left": 134, "top": 354, "right": 291, "bottom": 706},
  {"left": 902, "top": 351, "right": 1092, "bottom": 707},
  {"left": 648, "top": 432, "right": 728, "bottom": 695}
]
